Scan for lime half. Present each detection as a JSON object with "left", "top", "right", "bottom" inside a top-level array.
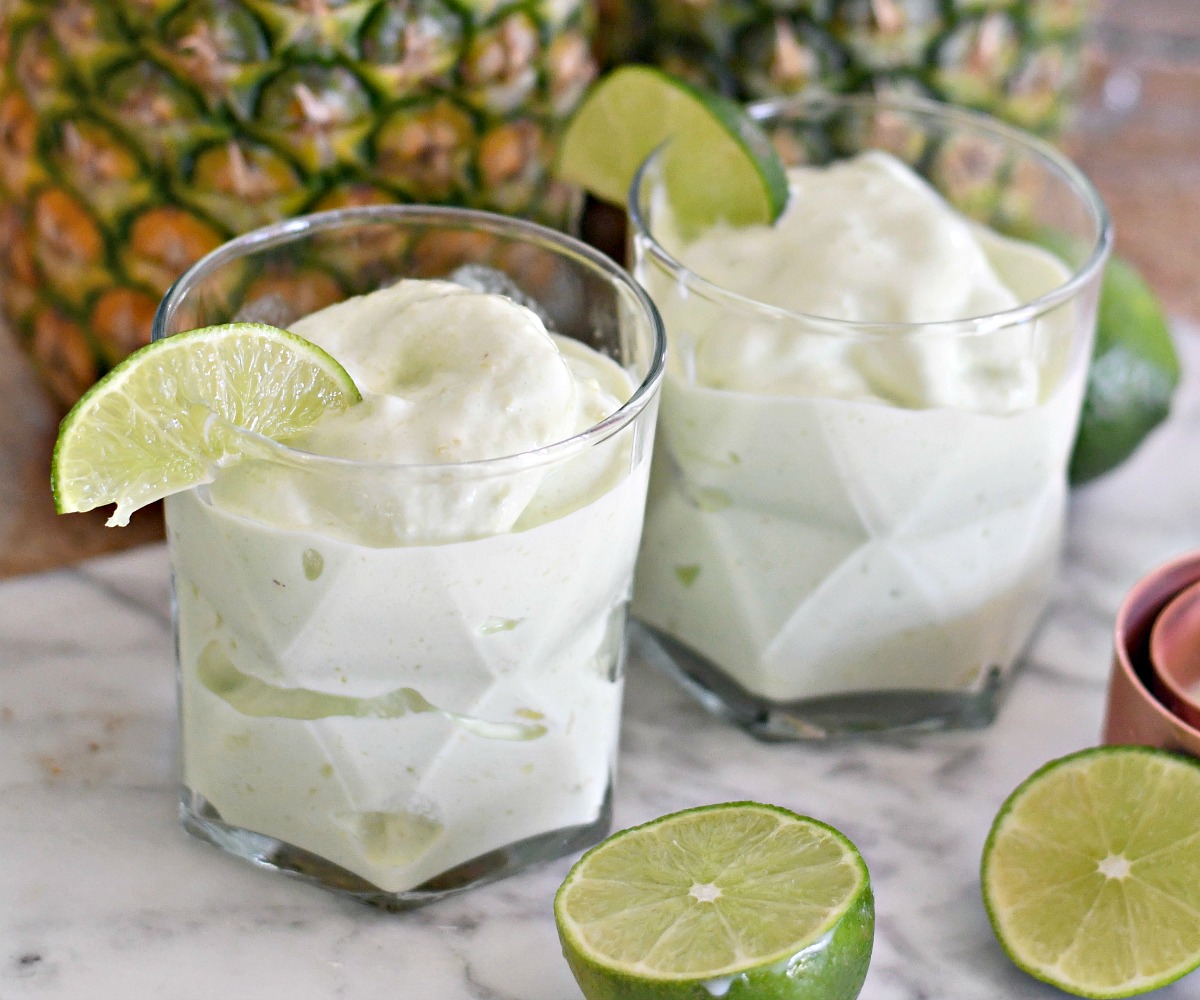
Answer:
[
  {"left": 557, "top": 66, "right": 788, "bottom": 232},
  {"left": 554, "top": 801, "right": 874, "bottom": 1000},
  {"left": 982, "top": 746, "right": 1200, "bottom": 998},
  {"left": 52, "top": 322, "right": 360, "bottom": 526}
]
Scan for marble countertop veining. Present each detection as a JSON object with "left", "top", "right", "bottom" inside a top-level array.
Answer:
[{"left": 3, "top": 332, "right": 1200, "bottom": 1000}]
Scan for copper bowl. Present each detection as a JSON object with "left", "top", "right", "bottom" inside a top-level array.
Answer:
[{"left": 1105, "top": 550, "right": 1200, "bottom": 756}]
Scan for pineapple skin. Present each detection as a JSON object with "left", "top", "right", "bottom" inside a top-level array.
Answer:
[
  {"left": 0, "top": 0, "right": 597, "bottom": 407},
  {"left": 599, "top": 0, "right": 1092, "bottom": 139}
]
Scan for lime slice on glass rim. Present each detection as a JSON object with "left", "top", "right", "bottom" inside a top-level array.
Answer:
[
  {"left": 982, "top": 745, "right": 1200, "bottom": 998},
  {"left": 557, "top": 66, "right": 788, "bottom": 232},
  {"left": 52, "top": 322, "right": 360, "bottom": 527},
  {"left": 554, "top": 801, "right": 874, "bottom": 1000}
]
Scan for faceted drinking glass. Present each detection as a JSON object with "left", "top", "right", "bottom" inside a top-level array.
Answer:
[
  {"left": 154, "top": 206, "right": 664, "bottom": 906},
  {"left": 629, "top": 94, "right": 1111, "bottom": 739}
]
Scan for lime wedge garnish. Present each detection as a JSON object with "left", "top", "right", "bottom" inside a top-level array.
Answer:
[
  {"left": 52, "top": 322, "right": 360, "bottom": 526},
  {"left": 557, "top": 66, "right": 789, "bottom": 232},
  {"left": 982, "top": 746, "right": 1200, "bottom": 998},
  {"left": 554, "top": 801, "right": 874, "bottom": 1000}
]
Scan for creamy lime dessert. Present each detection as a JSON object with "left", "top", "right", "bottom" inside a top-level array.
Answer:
[
  {"left": 166, "top": 278, "right": 654, "bottom": 895},
  {"left": 632, "top": 150, "right": 1083, "bottom": 711}
]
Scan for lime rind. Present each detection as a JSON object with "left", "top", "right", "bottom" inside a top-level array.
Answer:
[
  {"left": 984, "top": 744, "right": 1200, "bottom": 993},
  {"left": 555, "top": 801, "right": 873, "bottom": 1000},
  {"left": 997, "top": 229, "right": 1178, "bottom": 485},
  {"left": 52, "top": 322, "right": 360, "bottom": 525},
  {"left": 1070, "top": 257, "right": 1180, "bottom": 484},
  {"left": 663, "top": 77, "right": 789, "bottom": 229},
  {"left": 556, "top": 66, "right": 788, "bottom": 232}
]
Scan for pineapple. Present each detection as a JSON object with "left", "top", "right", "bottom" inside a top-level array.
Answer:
[
  {"left": 599, "top": 0, "right": 1091, "bottom": 138},
  {"left": 0, "top": 0, "right": 597, "bottom": 408}
]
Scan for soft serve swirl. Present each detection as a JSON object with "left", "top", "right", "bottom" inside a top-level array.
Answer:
[
  {"left": 656, "top": 150, "right": 1070, "bottom": 413},
  {"left": 205, "top": 279, "right": 635, "bottom": 545}
]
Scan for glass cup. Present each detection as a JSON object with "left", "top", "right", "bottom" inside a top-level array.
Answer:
[
  {"left": 153, "top": 206, "right": 664, "bottom": 907},
  {"left": 629, "top": 94, "right": 1111, "bottom": 740}
]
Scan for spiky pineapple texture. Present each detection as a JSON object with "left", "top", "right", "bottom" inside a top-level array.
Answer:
[
  {"left": 599, "top": 0, "right": 1091, "bottom": 138},
  {"left": 0, "top": 0, "right": 596, "bottom": 407}
]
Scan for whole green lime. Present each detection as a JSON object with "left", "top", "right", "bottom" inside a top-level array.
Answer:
[{"left": 1070, "top": 257, "right": 1180, "bottom": 484}]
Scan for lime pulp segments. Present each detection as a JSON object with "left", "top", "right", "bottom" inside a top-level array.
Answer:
[
  {"left": 555, "top": 801, "right": 874, "bottom": 1000},
  {"left": 52, "top": 322, "right": 360, "bottom": 526},
  {"left": 982, "top": 745, "right": 1200, "bottom": 998},
  {"left": 556, "top": 66, "right": 788, "bottom": 231}
]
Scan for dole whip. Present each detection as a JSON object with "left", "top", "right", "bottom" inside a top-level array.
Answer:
[
  {"left": 168, "top": 278, "right": 651, "bottom": 896},
  {"left": 633, "top": 151, "right": 1081, "bottom": 714}
]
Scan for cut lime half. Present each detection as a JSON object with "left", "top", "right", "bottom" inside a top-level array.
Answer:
[
  {"left": 557, "top": 66, "right": 788, "bottom": 233},
  {"left": 554, "top": 801, "right": 873, "bottom": 1000},
  {"left": 52, "top": 322, "right": 360, "bottom": 526},
  {"left": 982, "top": 745, "right": 1200, "bottom": 998}
]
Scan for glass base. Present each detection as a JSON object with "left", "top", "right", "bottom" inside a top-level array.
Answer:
[
  {"left": 179, "top": 785, "right": 612, "bottom": 910},
  {"left": 640, "top": 625, "right": 1008, "bottom": 740}
]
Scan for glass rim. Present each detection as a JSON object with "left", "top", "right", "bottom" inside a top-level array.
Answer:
[
  {"left": 152, "top": 204, "right": 666, "bottom": 476},
  {"left": 627, "top": 92, "right": 1114, "bottom": 337}
]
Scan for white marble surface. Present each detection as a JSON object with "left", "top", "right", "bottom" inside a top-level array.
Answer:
[{"left": 4, "top": 333, "right": 1200, "bottom": 1000}]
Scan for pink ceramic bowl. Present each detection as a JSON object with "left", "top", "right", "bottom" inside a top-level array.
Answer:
[
  {"left": 1105, "top": 549, "right": 1200, "bottom": 756},
  {"left": 1148, "top": 578, "right": 1200, "bottom": 729}
]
